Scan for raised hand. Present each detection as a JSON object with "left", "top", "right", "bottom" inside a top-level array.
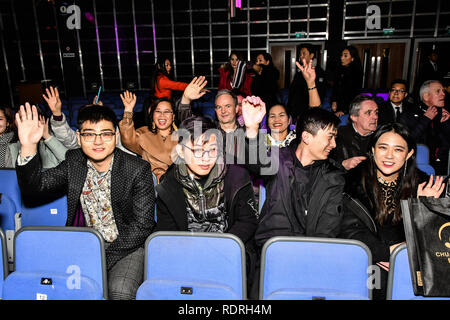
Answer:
[
  {"left": 182, "top": 76, "right": 208, "bottom": 104},
  {"left": 296, "top": 58, "right": 316, "bottom": 87},
  {"left": 40, "top": 115, "right": 51, "bottom": 140},
  {"left": 16, "top": 103, "right": 44, "bottom": 157},
  {"left": 92, "top": 96, "right": 103, "bottom": 106},
  {"left": 441, "top": 108, "right": 450, "bottom": 123},
  {"left": 120, "top": 90, "right": 137, "bottom": 112},
  {"left": 417, "top": 175, "right": 446, "bottom": 198},
  {"left": 42, "top": 86, "right": 62, "bottom": 116},
  {"left": 424, "top": 106, "right": 438, "bottom": 120},
  {"left": 242, "top": 95, "right": 266, "bottom": 130}
]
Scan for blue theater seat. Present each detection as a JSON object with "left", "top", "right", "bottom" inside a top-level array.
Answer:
[
  {"left": 3, "top": 227, "right": 107, "bottom": 300},
  {"left": 260, "top": 237, "right": 372, "bottom": 300},
  {"left": 416, "top": 144, "right": 435, "bottom": 176},
  {"left": 136, "top": 232, "right": 246, "bottom": 300},
  {"left": 386, "top": 242, "right": 450, "bottom": 300},
  {"left": 0, "top": 228, "right": 8, "bottom": 299}
]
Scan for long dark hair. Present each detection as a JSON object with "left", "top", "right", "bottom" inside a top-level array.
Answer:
[
  {"left": 363, "top": 123, "right": 419, "bottom": 226},
  {"left": 146, "top": 97, "right": 175, "bottom": 134},
  {"left": 224, "top": 51, "right": 244, "bottom": 75},
  {"left": 341, "top": 45, "right": 362, "bottom": 70},
  {"left": 0, "top": 106, "right": 16, "bottom": 134},
  {"left": 149, "top": 56, "right": 173, "bottom": 96}
]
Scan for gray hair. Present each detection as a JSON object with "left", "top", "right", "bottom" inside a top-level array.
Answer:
[
  {"left": 215, "top": 89, "right": 237, "bottom": 108},
  {"left": 419, "top": 80, "right": 441, "bottom": 102},
  {"left": 349, "top": 94, "right": 375, "bottom": 119}
]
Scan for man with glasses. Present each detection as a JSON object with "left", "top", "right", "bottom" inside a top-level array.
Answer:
[
  {"left": 378, "top": 79, "right": 413, "bottom": 126},
  {"left": 154, "top": 115, "right": 258, "bottom": 245},
  {"left": 15, "top": 103, "right": 155, "bottom": 300}
]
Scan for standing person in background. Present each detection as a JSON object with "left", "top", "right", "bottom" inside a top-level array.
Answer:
[
  {"left": 251, "top": 52, "right": 280, "bottom": 109},
  {"left": 331, "top": 46, "right": 363, "bottom": 116},
  {"left": 150, "top": 56, "right": 189, "bottom": 100},
  {"left": 287, "top": 43, "right": 327, "bottom": 121},
  {"left": 218, "top": 51, "right": 253, "bottom": 97}
]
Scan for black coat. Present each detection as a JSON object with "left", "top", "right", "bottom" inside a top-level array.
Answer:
[
  {"left": 331, "top": 63, "right": 363, "bottom": 114},
  {"left": 287, "top": 65, "right": 327, "bottom": 121},
  {"left": 16, "top": 148, "right": 156, "bottom": 270},
  {"left": 398, "top": 103, "right": 450, "bottom": 168},
  {"left": 250, "top": 143, "right": 345, "bottom": 247},
  {"left": 155, "top": 164, "right": 258, "bottom": 244},
  {"left": 251, "top": 64, "right": 280, "bottom": 108},
  {"left": 377, "top": 100, "right": 414, "bottom": 126},
  {"left": 339, "top": 169, "right": 429, "bottom": 263}
]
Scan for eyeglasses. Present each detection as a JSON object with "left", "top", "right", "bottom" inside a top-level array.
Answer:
[
  {"left": 79, "top": 131, "right": 115, "bottom": 142},
  {"left": 154, "top": 110, "right": 173, "bottom": 116},
  {"left": 183, "top": 145, "right": 218, "bottom": 158},
  {"left": 390, "top": 89, "right": 407, "bottom": 94}
]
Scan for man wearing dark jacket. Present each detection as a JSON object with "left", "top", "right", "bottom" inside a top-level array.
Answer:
[
  {"left": 155, "top": 116, "right": 258, "bottom": 244},
  {"left": 243, "top": 101, "right": 345, "bottom": 247},
  {"left": 15, "top": 103, "right": 155, "bottom": 300},
  {"left": 399, "top": 80, "right": 450, "bottom": 175},
  {"left": 378, "top": 79, "right": 413, "bottom": 126}
]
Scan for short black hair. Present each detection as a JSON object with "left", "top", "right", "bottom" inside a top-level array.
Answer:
[
  {"left": 390, "top": 78, "right": 408, "bottom": 89},
  {"left": 77, "top": 104, "right": 118, "bottom": 130},
  {"left": 178, "top": 116, "right": 220, "bottom": 146},
  {"left": 295, "top": 108, "right": 340, "bottom": 144},
  {"left": 298, "top": 43, "right": 316, "bottom": 57}
]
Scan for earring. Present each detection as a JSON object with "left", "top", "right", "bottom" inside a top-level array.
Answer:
[
  {"left": 172, "top": 122, "right": 178, "bottom": 131},
  {"left": 152, "top": 122, "right": 156, "bottom": 130},
  {"left": 403, "top": 158, "right": 408, "bottom": 177}
]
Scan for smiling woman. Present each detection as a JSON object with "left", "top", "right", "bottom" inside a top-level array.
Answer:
[
  {"left": 119, "top": 93, "right": 178, "bottom": 182},
  {"left": 339, "top": 122, "right": 446, "bottom": 300}
]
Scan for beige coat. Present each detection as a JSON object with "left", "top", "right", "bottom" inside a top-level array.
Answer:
[{"left": 119, "top": 119, "right": 177, "bottom": 182}]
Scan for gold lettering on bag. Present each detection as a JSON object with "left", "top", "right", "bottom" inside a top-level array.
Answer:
[
  {"left": 416, "top": 271, "right": 423, "bottom": 287},
  {"left": 438, "top": 222, "right": 450, "bottom": 249}
]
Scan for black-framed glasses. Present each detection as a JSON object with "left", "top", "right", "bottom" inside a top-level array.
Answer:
[
  {"left": 154, "top": 110, "right": 173, "bottom": 116},
  {"left": 183, "top": 145, "right": 218, "bottom": 158},
  {"left": 390, "top": 89, "right": 407, "bottom": 94},
  {"left": 79, "top": 131, "right": 115, "bottom": 142}
]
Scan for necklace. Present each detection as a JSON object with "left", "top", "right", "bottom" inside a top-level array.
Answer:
[{"left": 160, "top": 134, "right": 167, "bottom": 142}]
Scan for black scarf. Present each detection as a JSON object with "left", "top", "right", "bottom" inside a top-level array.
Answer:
[{"left": 0, "top": 132, "right": 14, "bottom": 168}]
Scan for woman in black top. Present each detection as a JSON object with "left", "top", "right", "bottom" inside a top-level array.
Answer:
[
  {"left": 251, "top": 52, "right": 280, "bottom": 109},
  {"left": 331, "top": 46, "right": 363, "bottom": 116},
  {"left": 340, "top": 123, "right": 446, "bottom": 299}
]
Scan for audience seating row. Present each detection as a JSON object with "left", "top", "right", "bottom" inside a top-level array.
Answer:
[{"left": 0, "top": 227, "right": 447, "bottom": 300}]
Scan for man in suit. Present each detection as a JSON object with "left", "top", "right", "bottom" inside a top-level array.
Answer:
[
  {"left": 15, "top": 103, "right": 155, "bottom": 300},
  {"left": 417, "top": 49, "right": 442, "bottom": 87},
  {"left": 378, "top": 79, "right": 413, "bottom": 126},
  {"left": 399, "top": 80, "right": 450, "bottom": 175}
]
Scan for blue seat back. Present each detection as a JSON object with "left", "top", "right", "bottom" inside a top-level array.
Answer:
[
  {"left": 387, "top": 244, "right": 450, "bottom": 300},
  {"left": 0, "top": 193, "right": 17, "bottom": 232},
  {"left": 0, "top": 228, "right": 8, "bottom": 298},
  {"left": 339, "top": 114, "right": 349, "bottom": 127},
  {"left": 416, "top": 144, "right": 435, "bottom": 175},
  {"left": 260, "top": 237, "right": 372, "bottom": 300},
  {"left": 0, "top": 169, "right": 22, "bottom": 213},
  {"left": 136, "top": 231, "right": 246, "bottom": 300},
  {"left": 3, "top": 227, "right": 107, "bottom": 300},
  {"left": 21, "top": 195, "right": 68, "bottom": 227}
]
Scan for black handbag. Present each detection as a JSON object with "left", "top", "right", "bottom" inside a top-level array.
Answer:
[{"left": 401, "top": 198, "right": 450, "bottom": 297}]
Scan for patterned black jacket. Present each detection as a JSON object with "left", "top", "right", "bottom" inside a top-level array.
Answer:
[{"left": 16, "top": 148, "right": 156, "bottom": 270}]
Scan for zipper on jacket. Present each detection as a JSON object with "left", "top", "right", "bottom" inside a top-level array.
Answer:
[
  {"left": 350, "top": 196, "right": 377, "bottom": 233},
  {"left": 197, "top": 184, "right": 207, "bottom": 217}
]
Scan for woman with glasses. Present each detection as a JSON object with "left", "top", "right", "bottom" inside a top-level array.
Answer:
[{"left": 119, "top": 91, "right": 177, "bottom": 182}]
